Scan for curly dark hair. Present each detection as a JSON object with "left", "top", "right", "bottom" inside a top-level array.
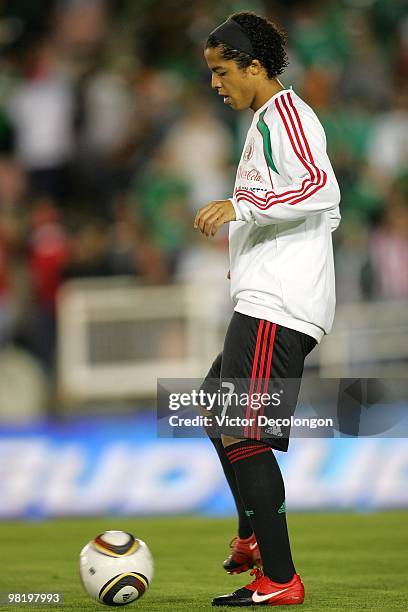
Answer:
[{"left": 206, "top": 12, "right": 289, "bottom": 79}]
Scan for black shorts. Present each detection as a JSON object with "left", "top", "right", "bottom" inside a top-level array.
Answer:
[{"left": 201, "top": 312, "right": 316, "bottom": 452}]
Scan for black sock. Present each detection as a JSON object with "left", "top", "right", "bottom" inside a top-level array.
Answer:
[
  {"left": 209, "top": 437, "right": 253, "bottom": 539},
  {"left": 225, "top": 439, "right": 295, "bottom": 583}
]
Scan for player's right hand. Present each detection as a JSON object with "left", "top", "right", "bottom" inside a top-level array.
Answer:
[{"left": 194, "top": 199, "right": 236, "bottom": 237}]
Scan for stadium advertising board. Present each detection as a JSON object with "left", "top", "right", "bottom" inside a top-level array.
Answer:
[{"left": 0, "top": 415, "right": 407, "bottom": 518}]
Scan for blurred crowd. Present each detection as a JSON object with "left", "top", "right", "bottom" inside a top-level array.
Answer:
[{"left": 0, "top": 0, "right": 406, "bottom": 371}]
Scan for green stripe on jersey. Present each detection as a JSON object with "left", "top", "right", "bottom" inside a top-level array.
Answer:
[{"left": 257, "top": 109, "right": 279, "bottom": 175}]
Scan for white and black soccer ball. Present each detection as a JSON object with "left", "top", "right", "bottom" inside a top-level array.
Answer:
[{"left": 79, "top": 530, "right": 154, "bottom": 606}]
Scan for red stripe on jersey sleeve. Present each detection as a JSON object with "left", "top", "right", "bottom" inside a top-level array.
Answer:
[{"left": 234, "top": 93, "right": 327, "bottom": 211}]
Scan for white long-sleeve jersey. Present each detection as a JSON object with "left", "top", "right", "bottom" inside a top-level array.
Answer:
[{"left": 229, "top": 89, "right": 341, "bottom": 343}]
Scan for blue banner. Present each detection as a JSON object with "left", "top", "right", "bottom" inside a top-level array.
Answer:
[{"left": 0, "top": 415, "right": 407, "bottom": 518}]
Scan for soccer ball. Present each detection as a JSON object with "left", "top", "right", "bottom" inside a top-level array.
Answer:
[{"left": 79, "top": 530, "right": 154, "bottom": 606}]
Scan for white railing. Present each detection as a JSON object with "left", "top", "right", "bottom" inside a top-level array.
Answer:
[{"left": 57, "top": 278, "right": 408, "bottom": 402}]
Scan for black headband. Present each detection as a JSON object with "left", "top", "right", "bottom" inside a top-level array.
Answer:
[{"left": 208, "top": 18, "right": 255, "bottom": 57}]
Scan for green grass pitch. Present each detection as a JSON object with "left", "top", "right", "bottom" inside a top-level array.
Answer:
[{"left": 0, "top": 512, "right": 407, "bottom": 611}]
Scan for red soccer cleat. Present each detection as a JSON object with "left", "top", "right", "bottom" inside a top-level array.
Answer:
[
  {"left": 212, "top": 568, "right": 305, "bottom": 606},
  {"left": 223, "top": 534, "right": 262, "bottom": 574}
]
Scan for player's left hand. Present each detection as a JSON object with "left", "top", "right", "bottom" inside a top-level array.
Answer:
[{"left": 194, "top": 200, "right": 236, "bottom": 237}]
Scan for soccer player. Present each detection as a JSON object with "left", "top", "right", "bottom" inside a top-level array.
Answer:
[{"left": 194, "top": 12, "right": 341, "bottom": 607}]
